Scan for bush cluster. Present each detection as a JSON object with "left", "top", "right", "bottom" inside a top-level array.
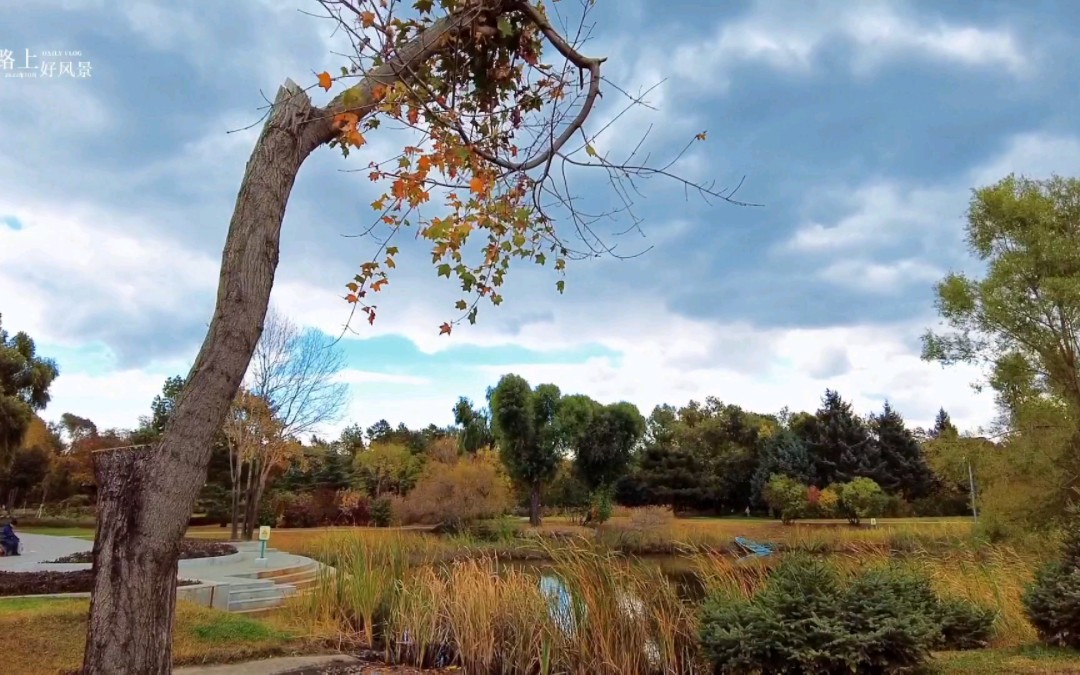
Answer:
[
  {"left": 266, "top": 488, "right": 372, "bottom": 528},
  {"left": 763, "top": 475, "right": 889, "bottom": 525},
  {"left": 1023, "top": 508, "right": 1080, "bottom": 648},
  {"left": 699, "top": 556, "right": 994, "bottom": 673}
]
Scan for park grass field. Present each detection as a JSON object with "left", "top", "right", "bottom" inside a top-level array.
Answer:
[{"left": 0, "top": 597, "right": 316, "bottom": 675}]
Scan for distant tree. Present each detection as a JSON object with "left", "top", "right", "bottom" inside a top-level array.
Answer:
[
  {"left": 247, "top": 306, "right": 348, "bottom": 438},
  {"left": 313, "top": 445, "right": 354, "bottom": 491},
  {"left": 392, "top": 450, "right": 512, "bottom": 530},
  {"left": 354, "top": 441, "right": 421, "bottom": 498},
  {"left": 616, "top": 446, "right": 700, "bottom": 512},
  {"left": 2, "top": 444, "right": 51, "bottom": 512},
  {"left": 365, "top": 419, "right": 427, "bottom": 452},
  {"left": 752, "top": 428, "right": 814, "bottom": 507},
  {"left": 869, "top": 401, "right": 935, "bottom": 499},
  {"left": 222, "top": 390, "right": 302, "bottom": 540},
  {"left": 59, "top": 412, "right": 97, "bottom": 446},
  {"left": 453, "top": 396, "right": 495, "bottom": 453},
  {"left": 366, "top": 419, "right": 394, "bottom": 444},
  {"left": 929, "top": 408, "right": 958, "bottom": 439},
  {"left": 335, "top": 423, "right": 366, "bottom": 456},
  {"left": 762, "top": 474, "right": 807, "bottom": 524},
  {"left": 489, "top": 374, "right": 561, "bottom": 526},
  {"left": 797, "top": 390, "right": 875, "bottom": 486},
  {"left": 0, "top": 314, "right": 59, "bottom": 462},
  {"left": 144, "top": 375, "right": 186, "bottom": 439},
  {"left": 835, "top": 477, "right": 887, "bottom": 525},
  {"left": 573, "top": 401, "right": 645, "bottom": 491},
  {"left": 546, "top": 459, "right": 591, "bottom": 513},
  {"left": 425, "top": 435, "right": 460, "bottom": 465}
]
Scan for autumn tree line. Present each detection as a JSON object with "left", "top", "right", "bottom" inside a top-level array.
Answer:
[{"left": 2, "top": 312, "right": 981, "bottom": 532}]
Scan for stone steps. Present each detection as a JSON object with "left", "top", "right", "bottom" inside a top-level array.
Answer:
[{"left": 225, "top": 558, "right": 323, "bottom": 612}]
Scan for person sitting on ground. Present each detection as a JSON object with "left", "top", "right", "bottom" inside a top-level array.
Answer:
[{"left": 1, "top": 518, "right": 20, "bottom": 556}]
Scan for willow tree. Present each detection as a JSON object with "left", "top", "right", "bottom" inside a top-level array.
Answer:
[{"left": 82, "top": 1, "right": 745, "bottom": 671}]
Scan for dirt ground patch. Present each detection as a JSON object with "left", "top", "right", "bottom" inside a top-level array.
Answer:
[
  {"left": 46, "top": 538, "right": 237, "bottom": 564},
  {"left": 0, "top": 570, "right": 198, "bottom": 596}
]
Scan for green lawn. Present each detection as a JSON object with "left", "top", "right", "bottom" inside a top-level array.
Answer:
[
  {"left": 0, "top": 597, "right": 315, "bottom": 674},
  {"left": 18, "top": 526, "right": 96, "bottom": 539},
  {"left": 935, "top": 646, "right": 1080, "bottom": 673}
]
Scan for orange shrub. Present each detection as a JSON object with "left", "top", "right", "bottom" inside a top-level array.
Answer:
[{"left": 391, "top": 450, "right": 512, "bottom": 528}]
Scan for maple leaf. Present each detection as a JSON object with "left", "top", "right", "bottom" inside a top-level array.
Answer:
[
  {"left": 372, "top": 278, "right": 389, "bottom": 292},
  {"left": 360, "top": 10, "right": 376, "bottom": 28},
  {"left": 469, "top": 176, "right": 487, "bottom": 195},
  {"left": 439, "top": 322, "right": 452, "bottom": 335},
  {"left": 345, "top": 293, "right": 357, "bottom": 303},
  {"left": 317, "top": 71, "right": 333, "bottom": 91},
  {"left": 408, "top": 107, "right": 420, "bottom": 125},
  {"left": 695, "top": 131, "right": 708, "bottom": 141}
]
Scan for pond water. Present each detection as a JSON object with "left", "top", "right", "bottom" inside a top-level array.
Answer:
[{"left": 498, "top": 554, "right": 719, "bottom": 603}]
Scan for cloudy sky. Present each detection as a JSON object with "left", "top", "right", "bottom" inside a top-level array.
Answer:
[{"left": 3, "top": 0, "right": 1079, "bottom": 438}]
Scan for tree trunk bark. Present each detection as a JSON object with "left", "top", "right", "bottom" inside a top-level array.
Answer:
[
  {"left": 529, "top": 482, "right": 541, "bottom": 527},
  {"left": 82, "top": 447, "right": 180, "bottom": 674},
  {"left": 81, "top": 82, "right": 327, "bottom": 674}
]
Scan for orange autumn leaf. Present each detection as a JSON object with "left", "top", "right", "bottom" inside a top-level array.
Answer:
[
  {"left": 439, "top": 322, "right": 452, "bottom": 335},
  {"left": 408, "top": 107, "right": 420, "bottom": 125},
  {"left": 360, "top": 11, "right": 376, "bottom": 28},
  {"left": 372, "top": 278, "right": 388, "bottom": 292},
  {"left": 334, "top": 112, "right": 359, "bottom": 130},
  {"left": 417, "top": 156, "right": 432, "bottom": 172},
  {"left": 469, "top": 176, "right": 487, "bottom": 195},
  {"left": 317, "top": 71, "right": 333, "bottom": 91},
  {"left": 346, "top": 129, "right": 366, "bottom": 147},
  {"left": 345, "top": 293, "right": 357, "bottom": 303}
]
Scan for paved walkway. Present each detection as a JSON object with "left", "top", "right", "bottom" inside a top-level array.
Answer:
[
  {"left": 174, "top": 655, "right": 360, "bottom": 674},
  {"left": 0, "top": 532, "right": 92, "bottom": 571}
]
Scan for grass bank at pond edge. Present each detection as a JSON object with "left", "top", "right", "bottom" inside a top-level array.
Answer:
[{"left": 0, "top": 597, "right": 317, "bottom": 674}]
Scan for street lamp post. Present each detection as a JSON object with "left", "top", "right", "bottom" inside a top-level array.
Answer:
[{"left": 964, "top": 457, "right": 978, "bottom": 523}]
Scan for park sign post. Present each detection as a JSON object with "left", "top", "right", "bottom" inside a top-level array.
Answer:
[{"left": 258, "top": 526, "right": 271, "bottom": 561}]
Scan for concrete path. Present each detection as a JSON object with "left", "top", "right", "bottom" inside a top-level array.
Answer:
[
  {"left": 1, "top": 534, "right": 328, "bottom": 613},
  {"left": 174, "top": 654, "right": 360, "bottom": 674},
  {"left": 0, "top": 532, "right": 92, "bottom": 572}
]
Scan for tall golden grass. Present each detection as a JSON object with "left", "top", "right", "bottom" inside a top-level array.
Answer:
[
  {"left": 290, "top": 524, "right": 1043, "bottom": 673},
  {"left": 293, "top": 537, "right": 699, "bottom": 674}
]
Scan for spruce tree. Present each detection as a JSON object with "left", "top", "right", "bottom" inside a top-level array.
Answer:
[
  {"left": 930, "top": 407, "right": 958, "bottom": 439},
  {"left": 800, "top": 389, "right": 874, "bottom": 486},
  {"left": 870, "top": 402, "right": 936, "bottom": 498},
  {"left": 752, "top": 428, "right": 814, "bottom": 505}
]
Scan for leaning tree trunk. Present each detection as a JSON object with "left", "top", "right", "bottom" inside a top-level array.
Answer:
[
  {"left": 81, "top": 82, "right": 328, "bottom": 674},
  {"left": 81, "top": 6, "right": 508, "bottom": 671}
]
